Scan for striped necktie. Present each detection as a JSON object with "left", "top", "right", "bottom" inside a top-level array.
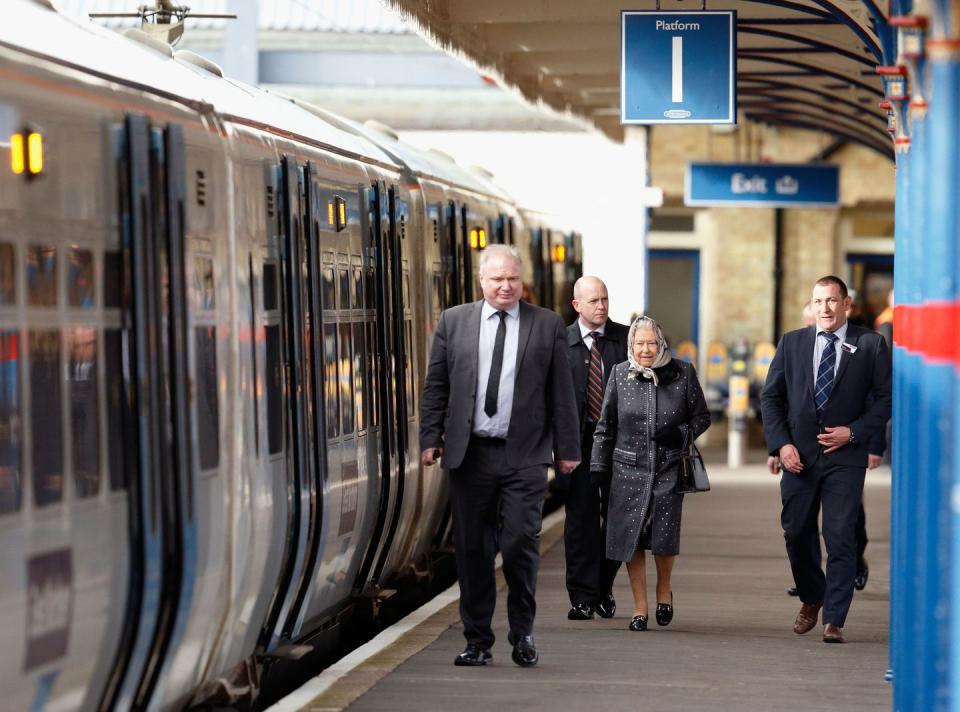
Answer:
[
  {"left": 815, "top": 332, "right": 838, "bottom": 414},
  {"left": 586, "top": 332, "right": 604, "bottom": 422}
]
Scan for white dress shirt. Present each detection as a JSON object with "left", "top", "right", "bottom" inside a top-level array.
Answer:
[
  {"left": 813, "top": 321, "right": 849, "bottom": 382},
  {"left": 579, "top": 319, "right": 607, "bottom": 378},
  {"left": 472, "top": 301, "right": 520, "bottom": 438}
]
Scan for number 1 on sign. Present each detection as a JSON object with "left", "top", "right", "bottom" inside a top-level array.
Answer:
[{"left": 672, "top": 36, "right": 683, "bottom": 103}]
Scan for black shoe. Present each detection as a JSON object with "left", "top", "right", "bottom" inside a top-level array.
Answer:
[
  {"left": 508, "top": 634, "right": 538, "bottom": 667},
  {"left": 629, "top": 615, "right": 648, "bottom": 631},
  {"left": 596, "top": 593, "right": 617, "bottom": 619},
  {"left": 787, "top": 586, "right": 799, "bottom": 597},
  {"left": 567, "top": 602, "right": 594, "bottom": 620},
  {"left": 454, "top": 644, "right": 492, "bottom": 666},
  {"left": 854, "top": 561, "right": 869, "bottom": 591},
  {"left": 655, "top": 593, "right": 673, "bottom": 627}
]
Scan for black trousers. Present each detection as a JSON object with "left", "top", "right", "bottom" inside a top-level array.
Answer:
[
  {"left": 449, "top": 436, "right": 548, "bottom": 649},
  {"left": 781, "top": 457, "right": 865, "bottom": 627},
  {"left": 563, "top": 424, "right": 621, "bottom": 606}
]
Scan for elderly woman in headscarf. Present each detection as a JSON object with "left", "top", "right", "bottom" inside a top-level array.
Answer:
[{"left": 591, "top": 316, "right": 711, "bottom": 631}]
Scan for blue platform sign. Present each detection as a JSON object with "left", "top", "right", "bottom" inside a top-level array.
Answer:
[
  {"left": 621, "top": 11, "right": 736, "bottom": 124},
  {"left": 685, "top": 163, "right": 841, "bottom": 207}
]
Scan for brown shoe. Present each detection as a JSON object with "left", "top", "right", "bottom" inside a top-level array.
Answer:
[
  {"left": 793, "top": 602, "right": 822, "bottom": 634},
  {"left": 823, "top": 624, "right": 845, "bottom": 643}
]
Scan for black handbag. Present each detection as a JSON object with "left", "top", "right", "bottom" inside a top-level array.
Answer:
[{"left": 674, "top": 442, "right": 710, "bottom": 494}]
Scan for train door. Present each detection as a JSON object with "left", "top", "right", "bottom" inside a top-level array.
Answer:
[
  {"left": 647, "top": 249, "right": 701, "bottom": 347},
  {"left": 355, "top": 181, "right": 405, "bottom": 594},
  {"left": 258, "top": 155, "right": 321, "bottom": 647},
  {"left": 98, "top": 116, "right": 196, "bottom": 710}
]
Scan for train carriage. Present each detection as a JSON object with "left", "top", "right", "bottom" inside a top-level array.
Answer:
[{"left": 0, "top": 2, "right": 584, "bottom": 709}]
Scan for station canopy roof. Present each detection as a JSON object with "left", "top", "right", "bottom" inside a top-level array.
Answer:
[{"left": 385, "top": 0, "right": 895, "bottom": 158}]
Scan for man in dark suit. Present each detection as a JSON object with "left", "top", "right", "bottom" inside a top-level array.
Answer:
[
  {"left": 562, "top": 276, "right": 629, "bottom": 621},
  {"left": 420, "top": 244, "right": 580, "bottom": 668},
  {"left": 761, "top": 275, "right": 891, "bottom": 644}
]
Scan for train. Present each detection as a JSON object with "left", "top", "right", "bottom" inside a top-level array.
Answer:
[{"left": 0, "top": 1, "right": 583, "bottom": 709}]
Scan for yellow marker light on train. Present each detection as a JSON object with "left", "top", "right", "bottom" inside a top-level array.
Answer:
[
  {"left": 27, "top": 132, "right": 43, "bottom": 174},
  {"left": 469, "top": 228, "right": 479, "bottom": 249},
  {"left": 552, "top": 244, "right": 566, "bottom": 262},
  {"left": 338, "top": 200, "right": 346, "bottom": 226},
  {"left": 478, "top": 228, "right": 487, "bottom": 248},
  {"left": 10, "top": 133, "right": 25, "bottom": 175},
  {"left": 328, "top": 202, "right": 335, "bottom": 226}
]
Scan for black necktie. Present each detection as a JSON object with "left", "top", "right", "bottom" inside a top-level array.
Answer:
[{"left": 485, "top": 311, "right": 507, "bottom": 417}]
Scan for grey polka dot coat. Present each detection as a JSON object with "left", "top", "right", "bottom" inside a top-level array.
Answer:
[{"left": 590, "top": 359, "right": 711, "bottom": 561}]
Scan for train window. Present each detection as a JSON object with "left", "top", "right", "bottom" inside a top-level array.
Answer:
[
  {"left": 338, "top": 257, "right": 350, "bottom": 311},
  {"left": 30, "top": 330, "right": 63, "bottom": 507},
  {"left": 323, "top": 324, "right": 339, "bottom": 439},
  {"left": 27, "top": 245, "right": 57, "bottom": 307},
  {"left": 195, "top": 257, "right": 215, "bottom": 311},
  {"left": 321, "top": 259, "right": 336, "bottom": 310},
  {"left": 68, "top": 248, "right": 95, "bottom": 309},
  {"left": 404, "top": 320, "right": 415, "bottom": 411},
  {"left": 0, "top": 243, "right": 15, "bottom": 305},
  {"left": 367, "top": 322, "right": 378, "bottom": 427},
  {"left": 366, "top": 257, "right": 376, "bottom": 310},
  {"left": 0, "top": 331, "right": 21, "bottom": 514},
  {"left": 262, "top": 262, "right": 278, "bottom": 311},
  {"left": 104, "top": 330, "right": 127, "bottom": 490},
  {"left": 195, "top": 326, "right": 220, "bottom": 471},
  {"left": 104, "top": 251, "right": 121, "bottom": 309},
  {"left": 265, "top": 325, "right": 283, "bottom": 455},
  {"left": 351, "top": 257, "right": 363, "bottom": 310},
  {"left": 339, "top": 323, "right": 354, "bottom": 435},
  {"left": 67, "top": 328, "right": 99, "bottom": 498},
  {"left": 352, "top": 322, "right": 365, "bottom": 432}
]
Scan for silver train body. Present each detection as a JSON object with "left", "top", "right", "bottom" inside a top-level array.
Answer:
[{"left": 0, "top": 2, "right": 583, "bottom": 709}]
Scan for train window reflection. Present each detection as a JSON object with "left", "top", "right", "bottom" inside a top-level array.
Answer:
[
  {"left": 351, "top": 257, "right": 363, "bottom": 310},
  {"left": 0, "top": 331, "right": 21, "bottom": 514},
  {"left": 339, "top": 323, "right": 354, "bottom": 435},
  {"left": 27, "top": 245, "right": 57, "bottom": 307},
  {"left": 68, "top": 248, "right": 95, "bottom": 308},
  {"left": 0, "top": 243, "right": 15, "bottom": 305},
  {"left": 30, "top": 330, "right": 63, "bottom": 507},
  {"left": 67, "top": 328, "right": 99, "bottom": 497},
  {"left": 104, "top": 251, "right": 121, "bottom": 309},
  {"left": 324, "top": 324, "right": 339, "bottom": 438},
  {"left": 353, "top": 323, "right": 365, "bottom": 432},
  {"left": 262, "top": 262, "right": 278, "bottom": 312},
  {"left": 195, "top": 257, "right": 215, "bottom": 311},
  {"left": 322, "top": 261, "right": 336, "bottom": 310},
  {"left": 265, "top": 325, "right": 282, "bottom": 455},
  {"left": 195, "top": 326, "right": 220, "bottom": 471},
  {"left": 105, "top": 330, "right": 127, "bottom": 490},
  {"left": 338, "top": 260, "right": 350, "bottom": 311}
]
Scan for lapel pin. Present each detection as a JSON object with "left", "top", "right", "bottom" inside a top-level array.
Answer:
[{"left": 840, "top": 342, "right": 857, "bottom": 353}]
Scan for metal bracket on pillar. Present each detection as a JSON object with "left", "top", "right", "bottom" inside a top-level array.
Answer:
[
  {"left": 891, "top": 16, "right": 930, "bottom": 120},
  {"left": 877, "top": 65, "right": 911, "bottom": 153},
  {"left": 879, "top": 100, "right": 896, "bottom": 136}
]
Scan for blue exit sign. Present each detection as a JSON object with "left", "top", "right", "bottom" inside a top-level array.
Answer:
[
  {"left": 621, "top": 11, "right": 737, "bottom": 124},
  {"left": 685, "top": 163, "right": 841, "bottom": 207}
]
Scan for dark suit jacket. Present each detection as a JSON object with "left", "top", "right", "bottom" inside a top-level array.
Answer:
[
  {"left": 760, "top": 324, "right": 892, "bottom": 468},
  {"left": 419, "top": 300, "right": 581, "bottom": 470},
  {"left": 565, "top": 319, "right": 630, "bottom": 433}
]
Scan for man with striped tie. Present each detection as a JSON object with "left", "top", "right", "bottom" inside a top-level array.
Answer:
[
  {"left": 563, "top": 276, "right": 630, "bottom": 621},
  {"left": 761, "top": 275, "right": 891, "bottom": 644}
]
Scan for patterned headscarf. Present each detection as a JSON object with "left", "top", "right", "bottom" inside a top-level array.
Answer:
[{"left": 627, "top": 315, "right": 672, "bottom": 385}]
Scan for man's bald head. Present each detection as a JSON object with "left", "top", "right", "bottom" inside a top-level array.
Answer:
[{"left": 572, "top": 276, "right": 609, "bottom": 330}]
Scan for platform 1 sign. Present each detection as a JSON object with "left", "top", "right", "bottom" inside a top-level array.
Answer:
[
  {"left": 685, "top": 163, "right": 841, "bottom": 207},
  {"left": 621, "top": 11, "right": 736, "bottom": 124}
]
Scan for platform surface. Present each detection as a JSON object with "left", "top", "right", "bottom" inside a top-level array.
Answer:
[{"left": 284, "top": 463, "right": 892, "bottom": 712}]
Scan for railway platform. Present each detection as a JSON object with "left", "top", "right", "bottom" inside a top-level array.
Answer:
[{"left": 268, "top": 456, "right": 892, "bottom": 712}]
